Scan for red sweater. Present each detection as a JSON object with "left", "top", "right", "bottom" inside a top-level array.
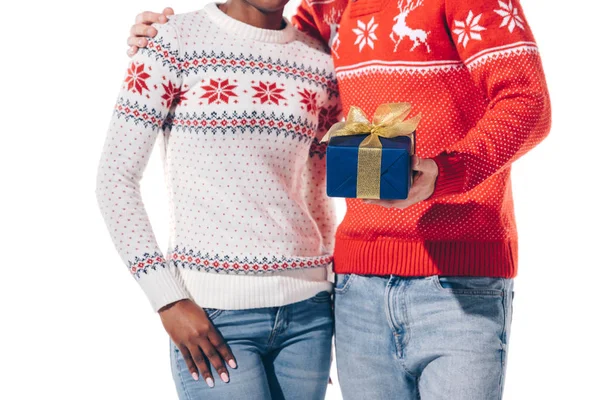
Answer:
[{"left": 293, "top": 0, "right": 551, "bottom": 277}]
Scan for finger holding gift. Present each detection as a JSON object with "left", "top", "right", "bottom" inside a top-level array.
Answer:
[
  {"left": 364, "top": 156, "right": 438, "bottom": 209},
  {"left": 412, "top": 155, "right": 438, "bottom": 177}
]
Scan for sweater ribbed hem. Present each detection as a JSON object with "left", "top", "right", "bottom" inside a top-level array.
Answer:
[
  {"left": 431, "top": 153, "right": 466, "bottom": 199},
  {"left": 136, "top": 265, "right": 191, "bottom": 312},
  {"left": 180, "top": 267, "right": 332, "bottom": 310},
  {"left": 333, "top": 238, "right": 517, "bottom": 278}
]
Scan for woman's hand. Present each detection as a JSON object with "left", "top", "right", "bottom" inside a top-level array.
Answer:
[
  {"left": 127, "top": 7, "right": 174, "bottom": 56},
  {"left": 159, "top": 299, "right": 236, "bottom": 388},
  {"left": 364, "top": 156, "right": 439, "bottom": 209}
]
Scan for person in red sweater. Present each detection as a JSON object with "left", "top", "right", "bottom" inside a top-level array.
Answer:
[{"left": 128, "top": 0, "right": 550, "bottom": 398}]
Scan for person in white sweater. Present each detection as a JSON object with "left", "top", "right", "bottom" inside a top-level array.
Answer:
[{"left": 96, "top": 1, "right": 340, "bottom": 398}]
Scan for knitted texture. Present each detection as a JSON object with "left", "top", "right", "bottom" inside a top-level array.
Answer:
[
  {"left": 293, "top": 0, "right": 551, "bottom": 277},
  {"left": 96, "top": 3, "right": 339, "bottom": 311}
]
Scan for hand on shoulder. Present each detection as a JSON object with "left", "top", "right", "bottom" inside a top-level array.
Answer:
[{"left": 127, "top": 7, "right": 175, "bottom": 56}]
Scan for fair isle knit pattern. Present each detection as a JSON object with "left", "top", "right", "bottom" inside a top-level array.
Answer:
[
  {"left": 96, "top": 3, "right": 339, "bottom": 311},
  {"left": 293, "top": 0, "right": 551, "bottom": 277}
]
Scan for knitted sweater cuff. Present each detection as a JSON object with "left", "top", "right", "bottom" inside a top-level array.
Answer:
[
  {"left": 136, "top": 265, "right": 190, "bottom": 312},
  {"left": 431, "top": 153, "right": 466, "bottom": 199}
]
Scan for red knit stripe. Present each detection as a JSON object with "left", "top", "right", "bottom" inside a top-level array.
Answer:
[{"left": 333, "top": 239, "right": 517, "bottom": 278}]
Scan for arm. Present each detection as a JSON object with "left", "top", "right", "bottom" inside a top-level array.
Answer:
[
  {"left": 305, "top": 88, "right": 343, "bottom": 252},
  {"left": 97, "top": 21, "right": 236, "bottom": 384},
  {"left": 370, "top": 0, "right": 551, "bottom": 209},
  {"left": 291, "top": 0, "right": 329, "bottom": 44},
  {"left": 126, "top": 2, "right": 330, "bottom": 54},
  {"left": 124, "top": 2, "right": 330, "bottom": 54},
  {"left": 431, "top": 0, "right": 551, "bottom": 198},
  {"left": 125, "top": 1, "right": 333, "bottom": 55},
  {"left": 96, "top": 21, "right": 188, "bottom": 311}
]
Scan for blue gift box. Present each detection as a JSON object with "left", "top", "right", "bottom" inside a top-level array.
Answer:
[{"left": 326, "top": 134, "right": 413, "bottom": 200}]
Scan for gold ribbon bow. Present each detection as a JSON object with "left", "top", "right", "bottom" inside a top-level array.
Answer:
[{"left": 322, "top": 103, "right": 421, "bottom": 199}]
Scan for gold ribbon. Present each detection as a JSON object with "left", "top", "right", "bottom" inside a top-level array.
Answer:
[{"left": 322, "top": 103, "right": 421, "bottom": 199}]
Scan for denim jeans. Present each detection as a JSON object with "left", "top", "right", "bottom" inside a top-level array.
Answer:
[
  {"left": 170, "top": 291, "right": 333, "bottom": 400},
  {"left": 334, "top": 274, "right": 514, "bottom": 400}
]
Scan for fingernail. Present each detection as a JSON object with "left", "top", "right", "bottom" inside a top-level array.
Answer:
[
  {"left": 228, "top": 359, "right": 237, "bottom": 369},
  {"left": 127, "top": 47, "right": 135, "bottom": 55},
  {"left": 206, "top": 377, "right": 215, "bottom": 388},
  {"left": 220, "top": 372, "right": 230, "bottom": 383},
  {"left": 192, "top": 372, "right": 199, "bottom": 381},
  {"left": 138, "top": 39, "right": 144, "bottom": 46}
]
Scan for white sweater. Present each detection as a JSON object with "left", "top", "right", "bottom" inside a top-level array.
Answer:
[{"left": 96, "top": 3, "right": 340, "bottom": 312}]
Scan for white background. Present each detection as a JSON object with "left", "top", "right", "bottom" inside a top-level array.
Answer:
[{"left": 0, "top": 0, "right": 598, "bottom": 399}]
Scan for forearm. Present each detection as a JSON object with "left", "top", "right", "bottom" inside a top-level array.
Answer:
[
  {"left": 431, "top": 53, "right": 551, "bottom": 198},
  {"left": 96, "top": 102, "right": 189, "bottom": 311},
  {"left": 433, "top": 0, "right": 552, "bottom": 198}
]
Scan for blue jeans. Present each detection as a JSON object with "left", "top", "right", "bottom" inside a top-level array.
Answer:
[
  {"left": 334, "top": 274, "right": 514, "bottom": 400},
  {"left": 170, "top": 291, "right": 333, "bottom": 399}
]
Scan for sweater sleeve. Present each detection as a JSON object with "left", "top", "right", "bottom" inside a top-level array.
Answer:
[
  {"left": 431, "top": 0, "right": 551, "bottom": 199},
  {"left": 291, "top": 0, "right": 330, "bottom": 44},
  {"left": 303, "top": 86, "right": 342, "bottom": 253},
  {"left": 96, "top": 22, "right": 190, "bottom": 311}
]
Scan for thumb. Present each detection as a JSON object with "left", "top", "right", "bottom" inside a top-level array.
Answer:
[
  {"left": 411, "top": 155, "right": 421, "bottom": 170},
  {"left": 163, "top": 7, "right": 175, "bottom": 16},
  {"left": 412, "top": 156, "right": 438, "bottom": 174}
]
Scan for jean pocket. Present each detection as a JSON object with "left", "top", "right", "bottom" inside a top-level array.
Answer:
[
  {"left": 309, "top": 290, "right": 333, "bottom": 304},
  {"left": 202, "top": 308, "right": 223, "bottom": 319},
  {"left": 432, "top": 275, "right": 505, "bottom": 297},
  {"left": 334, "top": 273, "right": 355, "bottom": 294}
]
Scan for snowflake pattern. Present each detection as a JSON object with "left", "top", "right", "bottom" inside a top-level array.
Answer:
[
  {"left": 453, "top": 11, "right": 486, "bottom": 48},
  {"left": 125, "top": 62, "right": 150, "bottom": 94},
  {"left": 252, "top": 81, "right": 286, "bottom": 105},
  {"left": 319, "top": 104, "right": 342, "bottom": 132},
  {"left": 161, "top": 81, "right": 188, "bottom": 108},
  {"left": 352, "top": 17, "right": 378, "bottom": 52},
  {"left": 298, "top": 89, "right": 319, "bottom": 114},
  {"left": 200, "top": 78, "right": 238, "bottom": 104},
  {"left": 494, "top": 0, "right": 525, "bottom": 33}
]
